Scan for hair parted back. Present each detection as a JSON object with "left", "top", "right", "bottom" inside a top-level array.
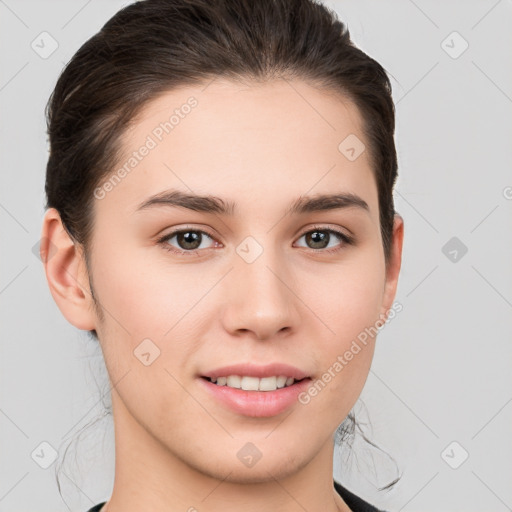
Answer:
[
  {"left": 46, "top": 0, "right": 401, "bottom": 499},
  {"left": 45, "top": 0, "right": 397, "bottom": 269}
]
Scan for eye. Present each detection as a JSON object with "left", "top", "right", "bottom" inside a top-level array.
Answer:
[
  {"left": 294, "top": 225, "right": 354, "bottom": 254},
  {"left": 157, "top": 224, "right": 354, "bottom": 257},
  {"left": 157, "top": 227, "right": 219, "bottom": 256}
]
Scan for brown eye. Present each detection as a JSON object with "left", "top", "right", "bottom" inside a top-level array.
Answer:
[
  {"left": 305, "top": 230, "right": 330, "bottom": 249},
  {"left": 157, "top": 225, "right": 353, "bottom": 257},
  {"left": 295, "top": 226, "right": 353, "bottom": 253},
  {"left": 158, "top": 228, "right": 217, "bottom": 254},
  {"left": 174, "top": 231, "right": 203, "bottom": 250}
]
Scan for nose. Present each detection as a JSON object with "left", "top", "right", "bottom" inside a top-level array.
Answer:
[{"left": 220, "top": 244, "right": 301, "bottom": 341}]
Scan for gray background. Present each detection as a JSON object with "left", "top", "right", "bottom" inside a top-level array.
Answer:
[{"left": 1, "top": 1, "right": 511, "bottom": 511}]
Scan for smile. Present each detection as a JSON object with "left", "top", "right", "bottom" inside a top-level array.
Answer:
[{"left": 205, "top": 375, "right": 301, "bottom": 391}]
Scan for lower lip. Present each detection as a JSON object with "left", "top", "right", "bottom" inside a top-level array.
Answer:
[{"left": 198, "top": 377, "right": 313, "bottom": 417}]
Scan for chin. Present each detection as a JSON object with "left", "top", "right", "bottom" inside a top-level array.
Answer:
[
  {"left": 194, "top": 450, "right": 308, "bottom": 485},
  {"left": 219, "top": 464, "right": 299, "bottom": 485}
]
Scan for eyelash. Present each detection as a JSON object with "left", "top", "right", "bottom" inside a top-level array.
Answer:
[{"left": 156, "top": 224, "right": 354, "bottom": 257}]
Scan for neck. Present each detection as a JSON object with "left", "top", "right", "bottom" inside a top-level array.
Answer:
[{"left": 100, "top": 393, "right": 351, "bottom": 512}]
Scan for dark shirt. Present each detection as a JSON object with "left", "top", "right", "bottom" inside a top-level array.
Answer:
[
  {"left": 333, "top": 480, "right": 387, "bottom": 511},
  {"left": 86, "top": 480, "right": 386, "bottom": 512}
]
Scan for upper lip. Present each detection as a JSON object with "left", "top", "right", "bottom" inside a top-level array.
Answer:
[{"left": 201, "top": 363, "right": 310, "bottom": 381}]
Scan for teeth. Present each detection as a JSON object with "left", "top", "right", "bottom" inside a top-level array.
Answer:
[
  {"left": 258, "top": 377, "right": 277, "bottom": 391},
  {"left": 226, "top": 375, "right": 241, "bottom": 388},
  {"left": 241, "top": 376, "right": 260, "bottom": 391},
  {"left": 276, "top": 376, "right": 287, "bottom": 388},
  {"left": 210, "top": 375, "right": 297, "bottom": 391}
]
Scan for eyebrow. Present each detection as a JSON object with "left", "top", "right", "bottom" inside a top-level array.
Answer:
[{"left": 135, "top": 189, "right": 370, "bottom": 216}]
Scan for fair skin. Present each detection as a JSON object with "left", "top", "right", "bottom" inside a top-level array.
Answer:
[{"left": 41, "top": 78, "right": 403, "bottom": 512}]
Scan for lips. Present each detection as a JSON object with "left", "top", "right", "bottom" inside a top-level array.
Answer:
[{"left": 198, "top": 363, "right": 312, "bottom": 417}]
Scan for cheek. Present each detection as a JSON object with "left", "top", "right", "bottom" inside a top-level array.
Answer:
[
  {"left": 91, "top": 246, "right": 217, "bottom": 402},
  {"left": 305, "top": 250, "right": 384, "bottom": 402},
  {"left": 92, "top": 249, "right": 201, "bottom": 428},
  {"left": 93, "top": 244, "right": 207, "bottom": 341},
  {"left": 315, "top": 253, "right": 386, "bottom": 346}
]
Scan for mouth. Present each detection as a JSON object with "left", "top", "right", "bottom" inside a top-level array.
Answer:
[
  {"left": 201, "top": 375, "right": 308, "bottom": 391},
  {"left": 198, "top": 363, "right": 313, "bottom": 417}
]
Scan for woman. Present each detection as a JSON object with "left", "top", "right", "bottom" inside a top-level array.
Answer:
[{"left": 40, "top": 0, "right": 404, "bottom": 510}]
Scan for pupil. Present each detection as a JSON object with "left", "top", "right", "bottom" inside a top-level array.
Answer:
[
  {"left": 308, "top": 230, "right": 328, "bottom": 249},
  {"left": 179, "top": 231, "right": 200, "bottom": 250},
  {"left": 175, "top": 230, "right": 331, "bottom": 251}
]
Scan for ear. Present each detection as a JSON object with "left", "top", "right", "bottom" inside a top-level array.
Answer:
[
  {"left": 40, "top": 208, "right": 97, "bottom": 331},
  {"left": 380, "top": 213, "right": 404, "bottom": 318}
]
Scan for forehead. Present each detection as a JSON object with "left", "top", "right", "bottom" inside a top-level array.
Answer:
[{"left": 97, "top": 78, "right": 377, "bottom": 218}]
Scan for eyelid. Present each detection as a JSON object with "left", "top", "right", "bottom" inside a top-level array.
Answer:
[
  {"left": 156, "top": 225, "right": 219, "bottom": 253},
  {"left": 299, "top": 223, "right": 352, "bottom": 240},
  {"left": 157, "top": 223, "right": 354, "bottom": 256},
  {"left": 296, "top": 224, "right": 354, "bottom": 252}
]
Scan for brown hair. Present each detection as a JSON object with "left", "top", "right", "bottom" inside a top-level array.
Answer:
[{"left": 45, "top": 0, "right": 397, "bottom": 262}]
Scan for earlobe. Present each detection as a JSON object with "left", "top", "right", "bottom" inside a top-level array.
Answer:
[
  {"left": 40, "top": 208, "right": 97, "bottom": 331},
  {"left": 380, "top": 213, "right": 404, "bottom": 319}
]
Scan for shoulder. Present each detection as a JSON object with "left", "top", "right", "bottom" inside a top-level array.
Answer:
[
  {"left": 86, "top": 485, "right": 386, "bottom": 512},
  {"left": 85, "top": 503, "right": 106, "bottom": 512},
  {"left": 334, "top": 480, "right": 388, "bottom": 512}
]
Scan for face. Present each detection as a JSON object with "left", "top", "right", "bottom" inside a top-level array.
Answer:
[{"left": 48, "top": 78, "right": 403, "bottom": 485}]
